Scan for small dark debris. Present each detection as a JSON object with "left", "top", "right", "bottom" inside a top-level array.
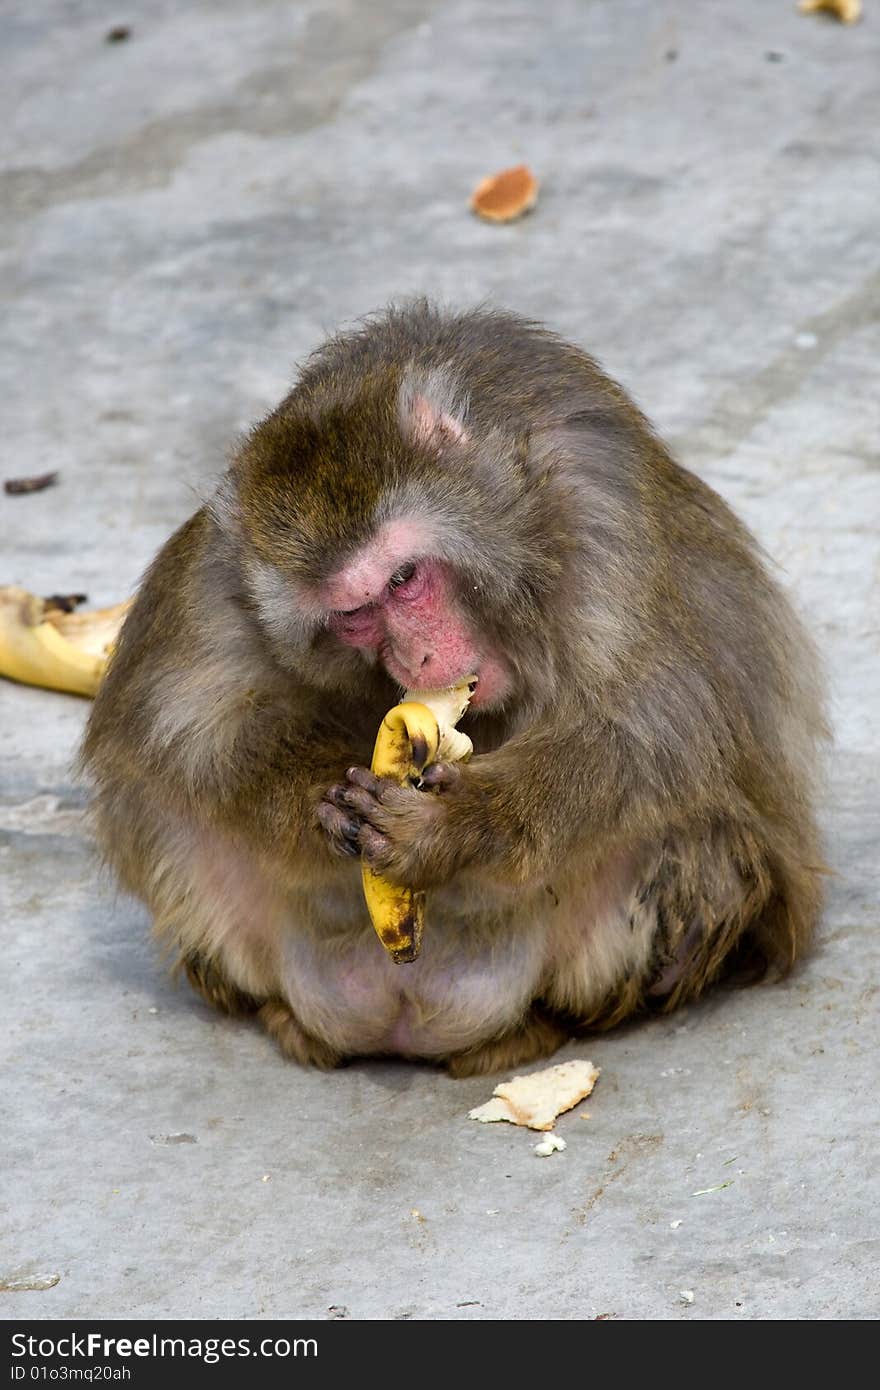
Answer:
[
  {"left": 327, "top": 1305, "right": 349, "bottom": 1320},
  {"left": 4, "top": 470, "right": 58, "bottom": 496},
  {"left": 44, "top": 593, "right": 88, "bottom": 614},
  {"left": 595, "top": 1312, "right": 613, "bottom": 1320},
  {"left": 765, "top": 51, "right": 785, "bottom": 63},
  {"left": 105, "top": 26, "right": 131, "bottom": 43},
  {"left": 665, "top": 49, "right": 678, "bottom": 62},
  {"left": 149, "top": 1132, "right": 198, "bottom": 1145},
  {"left": 456, "top": 1301, "right": 481, "bottom": 1308}
]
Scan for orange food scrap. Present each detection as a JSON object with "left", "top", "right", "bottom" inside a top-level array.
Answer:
[{"left": 470, "top": 164, "right": 539, "bottom": 223}]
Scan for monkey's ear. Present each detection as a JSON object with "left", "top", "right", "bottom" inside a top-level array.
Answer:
[
  {"left": 408, "top": 395, "right": 469, "bottom": 448},
  {"left": 399, "top": 370, "right": 469, "bottom": 450}
]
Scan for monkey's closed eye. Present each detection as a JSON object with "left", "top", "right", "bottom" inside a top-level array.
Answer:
[{"left": 388, "top": 561, "right": 417, "bottom": 592}]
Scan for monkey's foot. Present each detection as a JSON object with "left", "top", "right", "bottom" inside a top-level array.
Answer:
[
  {"left": 258, "top": 1000, "right": 343, "bottom": 1070},
  {"left": 446, "top": 1009, "right": 568, "bottom": 1078}
]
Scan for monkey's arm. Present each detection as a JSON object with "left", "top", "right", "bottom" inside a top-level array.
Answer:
[
  {"left": 82, "top": 517, "right": 373, "bottom": 871},
  {"left": 202, "top": 719, "right": 371, "bottom": 863},
  {"left": 88, "top": 690, "right": 371, "bottom": 874},
  {"left": 339, "top": 696, "right": 730, "bottom": 888}
]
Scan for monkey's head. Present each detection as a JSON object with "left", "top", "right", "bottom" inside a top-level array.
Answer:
[{"left": 215, "top": 358, "right": 573, "bottom": 712}]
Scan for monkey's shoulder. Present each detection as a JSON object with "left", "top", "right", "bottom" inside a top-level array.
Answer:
[{"left": 116, "top": 509, "right": 213, "bottom": 654}]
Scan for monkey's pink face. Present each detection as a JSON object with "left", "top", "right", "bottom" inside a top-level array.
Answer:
[{"left": 321, "top": 522, "right": 510, "bottom": 707}]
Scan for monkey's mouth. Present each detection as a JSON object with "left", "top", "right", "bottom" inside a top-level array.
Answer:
[
  {"left": 391, "top": 665, "right": 480, "bottom": 698},
  {"left": 380, "top": 644, "right": 478, "bottom": 696}
]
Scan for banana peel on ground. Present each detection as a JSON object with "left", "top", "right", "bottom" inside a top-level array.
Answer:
[
  {"left": 362, "top": 680, "right": 475, "bottom": 964},
  {"left": 0, "top": 586, "right": 131, "bottom": 698}
]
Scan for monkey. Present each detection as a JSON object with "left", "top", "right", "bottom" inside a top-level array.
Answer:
[{"left": 80, "top": 300, "right": 826, "bottom": 1077}]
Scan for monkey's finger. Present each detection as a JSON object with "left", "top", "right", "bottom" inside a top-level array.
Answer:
[
  {"left": 317, "top": 801, "right": 362, "bottom": 858},
  {"left": 325, "top": 784, "right": 350, "bottom": 809},
  {"left": 342, "top": 784, "right": 386, "bottom": 823},
  {"left": 419, "top": 761, "right": 462, "bottom": 791},
  {"left": 358, "top": 822, "right": 391, "bottom": 867},
  {"left": 346, "top": 766, "right": 384, "bottom": 795}
]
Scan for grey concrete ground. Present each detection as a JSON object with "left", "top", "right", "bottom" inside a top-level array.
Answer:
[{"left": 1, "top": 0, "right": 878, "bottom": 1321}]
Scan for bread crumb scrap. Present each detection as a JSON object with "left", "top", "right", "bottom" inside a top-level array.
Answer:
[
  {"left": 468, "top": 1096, "right": 516, "bottom": 1124},
  {"left": 470, "top": 165, "right": 539, "bottom": 223},
  {"left": 534, "top": 1134, "right": 567, "bottom": 1157},
  {"left": 468, "top": 1058, "right": 600, "bottom": 1131}
]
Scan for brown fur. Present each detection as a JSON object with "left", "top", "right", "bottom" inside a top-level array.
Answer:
[
  {"left": 80, "top": 301, "right": 827, "bottom": 1073},
  {"left": 258, "top": 1000, "right": 342, "bottom": 1071},
  {"left": 446, "top": 1009, "right": 570, "bottom": 1078}
]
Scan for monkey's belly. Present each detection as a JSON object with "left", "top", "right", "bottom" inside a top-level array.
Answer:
[
  {"left": 178, "top": 831, "right": 653, "bottom": 1056},
  {"left": 277, "top": 893, "right": 547, "bottom": 1057}
]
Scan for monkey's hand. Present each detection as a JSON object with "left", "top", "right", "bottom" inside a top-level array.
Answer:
[
  {"left": 317, "top": 782, "right": 367, "bottom": 861},
  {"left": 326, "top": 762, "right": 465, "bottom": 888}
]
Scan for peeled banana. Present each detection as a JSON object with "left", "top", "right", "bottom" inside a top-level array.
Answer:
[
  {"left": 0, "top": 586, "right": 131, "bottom": 698},
  {"left": 362, "top": 680, "right": 475, "bottom": 964}
]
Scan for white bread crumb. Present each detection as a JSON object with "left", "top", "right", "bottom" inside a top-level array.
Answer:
[{"left": 468, "top": 1058, "right": 600, "bottom": 1131}]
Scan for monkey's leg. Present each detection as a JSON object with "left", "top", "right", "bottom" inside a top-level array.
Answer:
[
  {"left": 182, "top": 949, "right": 341, "bottom": 1066},
  {"left": 445, "top": 1007, "right": 568, "bottom": 1078},
  {"left": 554, "top": 823, "right": 805, "bottom": 1030},
  {"left": 183, "top": 949, "right": 261, "bottom": 1017},
  {"left": 636, "top": 830, "right": 782, "bottom": 1013},
  {"left": 185, "top": 951, "right": 343, "bottom": 1068},
  {"left": 258, "top": 1000, "right": 343, "bottom": 1070}
]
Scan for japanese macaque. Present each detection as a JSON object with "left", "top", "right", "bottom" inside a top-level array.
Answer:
[{"left": 81, "top": 302, "right": 826, "bottom": 1076}]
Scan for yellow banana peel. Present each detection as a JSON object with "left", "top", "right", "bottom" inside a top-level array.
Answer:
[
  {"left": 799, "top": 0, "right": 861, "bottom": 24},
  {"left": 362, "top": 680, "right": 475, "bottom": 964},
  {"left": 0, "top": 586, "right": 131, "bottom": 698}
]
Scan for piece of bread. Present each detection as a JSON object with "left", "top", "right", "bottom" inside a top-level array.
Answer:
[
  {"left": 468, "top": 1058, "right": 600, "bottom": 1131},
  {"left": 534, "top": 1134, "right": 567, "bottom": 1156},
  {"left": 470, "top": 164, "right": 539, "bottom": 223}
]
